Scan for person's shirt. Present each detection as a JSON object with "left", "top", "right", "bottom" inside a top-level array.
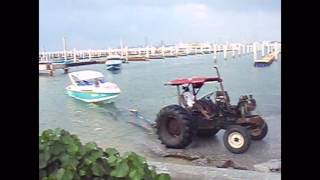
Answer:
[
  {"left": 94, "top": 80, "right": 99, "bottom": 87},
  {"left": 183, "top": 91, "right": 194, "bottom": 107}
]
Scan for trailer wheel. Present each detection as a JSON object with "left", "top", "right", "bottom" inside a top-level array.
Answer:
[
  {"left": 156, "top": 105, "right": 193, "bottom": 148},
  {"left": 223, "top": 125, "right": 251, "bottom": 154},
  {"left": 251, "top": 122, "right": 268, "bottom": 140},
  {"left": 197, "top": 129, "right": 220, "bottom": 137}
]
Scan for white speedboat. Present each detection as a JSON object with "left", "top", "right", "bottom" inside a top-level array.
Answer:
[
  {"left": 105, "top": 59, "right": 122, "bottom": 70},
  {"left": 106, "top": 54, "right": 125, "bottom": 60},
  {"left": 66, "top": 70, "right": 121, "bottom": 103}
]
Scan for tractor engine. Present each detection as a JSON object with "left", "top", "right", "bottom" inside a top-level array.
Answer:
[{"left": 237, "top": 95, "right": 257, "bottom": 116}]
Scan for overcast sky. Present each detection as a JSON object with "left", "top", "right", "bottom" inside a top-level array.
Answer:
[{"left": 39, "top": 0, "right": 281, "bottom": 51}]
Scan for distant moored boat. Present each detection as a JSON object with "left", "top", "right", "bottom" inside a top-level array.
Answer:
[{"left": 105, "top": 59, "right": 122, "bottom": 71}]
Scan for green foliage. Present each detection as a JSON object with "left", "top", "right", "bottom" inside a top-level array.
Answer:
[{"left": 39, "top": 128, "right": 171, "bottom": 180}]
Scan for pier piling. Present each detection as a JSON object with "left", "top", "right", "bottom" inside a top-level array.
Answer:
[
  {"left": 232, "top": 44, "right": 235, "bottom": 58},
  {"left": 213, "top": 44, "right": 217, "bottom": 60},
  {"left": 73, "top": 48, "right": 77, "bottom": 63},
  {"left": 223, "top": 44, "right": 227, "bottom": 59},
  {"left": 242, "top": 44, "right": 245, "bottom": 55},
  {"left": 89, "top": 49, "right": 92, "bottom": 61},
  {"left": 253, "top": 42, "right": 257, "bottom": 60},
  {"left": 62, "top": 37, "right": 67, "bottom": 61}
]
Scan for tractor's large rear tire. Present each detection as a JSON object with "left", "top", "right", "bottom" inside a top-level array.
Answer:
[
  {"left": 156, "top": 105, "right": 193, "bottom": 148},
  {"left": 197, "top": 129, "right": 220, "bottom": 137},
  {"left": 223, "top": 125, "right": 251, "bottom": 154}
]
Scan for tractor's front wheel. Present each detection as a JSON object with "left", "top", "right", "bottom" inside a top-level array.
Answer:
[
  {"left": 223, "top": 125, "right": 251, "bottom": 154},
  {"left": 156, "top": 105, "right": 193, "bottom": 148}
]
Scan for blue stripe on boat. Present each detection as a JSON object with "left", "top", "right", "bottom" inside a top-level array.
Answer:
[{"left": 67, "top": 90, "right": 119, "bottom": 102}]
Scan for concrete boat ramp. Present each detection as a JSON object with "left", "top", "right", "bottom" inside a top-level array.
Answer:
[{"left": 149, "top": 161, "right": 280, "bottom": 180}]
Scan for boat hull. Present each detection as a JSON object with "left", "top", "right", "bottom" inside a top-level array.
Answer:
[
  {"left": 52, "top": 60, "right": 73, "bottom": 64},
  {"left": 66, "top": 89, "right": 120, "bottom": 103},
  {"left": 105, "top": 60, "right": 122, "bottom": 71},
  {"left": 106, "top": 65, "right": 121, "bottom": 71},
  {"left": 254, "top": 62, "right": 272, "bottom": 67},
  {"left": 164, "top": 55, "right": 177, "bottom": 58},
  {"left": 149, "top": 55, "right": 164, "bottom": 59},
  {"left": 127, "top": 56, "right": 148, "bottom": 61},
  {"left": 107, "top": 58, "right": 125, "bottom": 60}
]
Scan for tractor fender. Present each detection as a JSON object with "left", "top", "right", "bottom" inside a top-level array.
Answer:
[{"left": 236, "top": 115, "right": 265, "bottom": 128}]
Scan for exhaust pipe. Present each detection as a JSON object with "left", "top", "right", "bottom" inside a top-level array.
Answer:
[
  {"left": 213, "top": 65, "right": 225, "bottom": 92},
  {"left": 213, "top": 66, "right": 230, "bottom": 107}
]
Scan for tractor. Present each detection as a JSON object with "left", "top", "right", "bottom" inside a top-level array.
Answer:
[{"left": 155, "top": 66, "right": 268, "bottom": 153}]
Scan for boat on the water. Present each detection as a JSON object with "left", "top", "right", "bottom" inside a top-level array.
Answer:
[
  {"left": 254, "top": 53, "right": 275, "bottom": 64},
  {"left": 163, "top": 52, "right": 177, "bottom": 58},
  {"left": 105, "top": 59, "right": 122, "bottom": 70},
  {"left": 254, "top": 63, "right": 271, "bottom": 67},
  {"left": 66, "top": 70, "right": 121, "bottom": 103},
  {"left": 177, "top": 51, "right": 188, "bottom": 56},
  {"left": 127, "top": 55, "right": 148, "bottom": 61},
  {"left": 148, "top": 54, "right": 164, "bottom": 59},
  {"left": 52, "top": 59, "right": 73, "bottom": 64},
  {"left": 106, "top": 54, "right": 125, "bottom": 60},
  {"left": 39, "top": 59, "right": 72, "bottom": 65}
]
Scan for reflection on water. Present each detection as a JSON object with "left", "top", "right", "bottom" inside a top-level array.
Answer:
[{"left": 107, "top": 69, "right": 122, "bottom": 74}]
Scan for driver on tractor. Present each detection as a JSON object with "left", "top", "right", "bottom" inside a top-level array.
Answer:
[
  {"left": 181, "top": 85, "right": 194, "bottom": 108},
  {"left": 181, "top": 85, "right": 213, "bottom": 119}
]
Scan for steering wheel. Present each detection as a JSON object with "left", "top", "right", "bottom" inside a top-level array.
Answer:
[{"left": 201, "top": 92, "right": 214, "bottom": 100}]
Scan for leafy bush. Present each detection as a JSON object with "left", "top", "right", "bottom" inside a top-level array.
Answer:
[{"left": 39, "top": 128, "right": 170, "bottom": 180}]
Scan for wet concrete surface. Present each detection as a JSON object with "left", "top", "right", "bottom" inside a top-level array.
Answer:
[
  {"left": 139, "top": 113, "right": 281, "bottom": 171},
  {"left": 149, "top": 161, "right": 280, "bottom": 180}
]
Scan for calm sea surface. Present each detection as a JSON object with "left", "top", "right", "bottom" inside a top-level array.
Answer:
[{"left": 39, "top": 53, "right": 281, "bottom": 163}]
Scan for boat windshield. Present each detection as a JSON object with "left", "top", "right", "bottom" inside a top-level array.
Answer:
[{"left": 75, "top": 77, "right": 107, "bottom": 86}]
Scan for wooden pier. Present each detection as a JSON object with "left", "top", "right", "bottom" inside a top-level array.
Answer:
[
  {"left": 39, "top": 63, "right": 69, "bottom": 76},
  {"left": 39, "top": 41, "right": 281, "bottom": 63},
  {"left": 39, "top": 42, "right": 223, "bottom": 62},
  {"left": 127, "top": 56, "right": 148, "bottom": 61},
  {"left": 39, "top": 40, "right": 281, "bottom": 75},
  {"left": 67, "top": 61, "right": 99, "bottom": 66}
]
